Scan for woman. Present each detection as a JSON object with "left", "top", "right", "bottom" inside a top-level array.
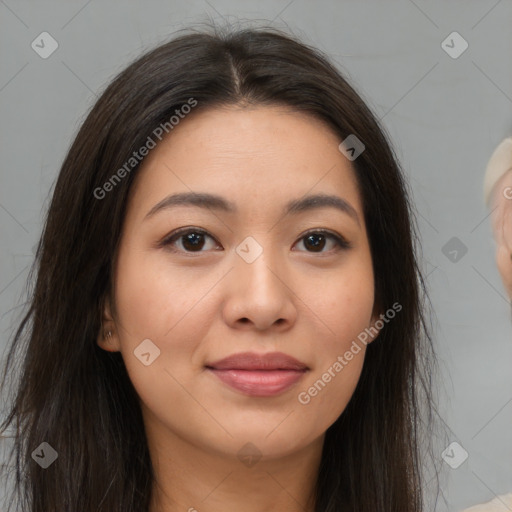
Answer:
[{"left": 0, "top": 25, "right": 438, "bottom": 511}]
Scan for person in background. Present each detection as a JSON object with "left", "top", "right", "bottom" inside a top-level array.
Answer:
[
  {"left": 462, "top": 137, "right": 512, "bottom": 512},
  {"left": 485, "top": 138, "right": 512, "bottom": 302}
]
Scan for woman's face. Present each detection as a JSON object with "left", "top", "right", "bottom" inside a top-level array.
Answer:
[{"left": 99, "top": 105, "right": 380, "bottom": 462}]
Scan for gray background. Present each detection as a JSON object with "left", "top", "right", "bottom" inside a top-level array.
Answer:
[{"left": 1, "top": 1, "right": 511, "bottom": 510}]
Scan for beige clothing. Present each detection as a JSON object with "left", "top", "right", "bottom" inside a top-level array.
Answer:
[{"left": 462, "top": 493, "right": 512, "bottom": 511}]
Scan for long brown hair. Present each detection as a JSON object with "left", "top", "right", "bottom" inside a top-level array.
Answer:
[{"left": 1, "top": 24, "right": 440, "bottom": 511}]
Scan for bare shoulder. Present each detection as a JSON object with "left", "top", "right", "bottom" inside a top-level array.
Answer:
[{"left": 462, "top": 493, "right": 512, "bottom": 512}]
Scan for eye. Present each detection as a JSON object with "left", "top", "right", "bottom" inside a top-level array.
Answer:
[
  {"left": 159, "top": 227, "right": 351, "bottom": 254},
  {"left": 293, "top": 230, "right": 351, "bottom": 253},
  {"left": 159, "top": 227, "right": 221, "bottom": 253}
]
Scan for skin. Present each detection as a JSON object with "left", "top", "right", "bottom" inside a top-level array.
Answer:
[
  {"left": 97, "top": 105, "right": 381, "bottom": 512},
  {"left": 489, "top": 169, "right": 512, "bottom": 299}
]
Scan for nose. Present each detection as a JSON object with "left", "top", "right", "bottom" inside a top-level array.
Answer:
[{"left": 221, "top": 249, "right": 298, "bottom": 332}]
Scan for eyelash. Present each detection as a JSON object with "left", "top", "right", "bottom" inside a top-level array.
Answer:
[{"left": 158, "top": 227, "right": 351, "bottom": 255}]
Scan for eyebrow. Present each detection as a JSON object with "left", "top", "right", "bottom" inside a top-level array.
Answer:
[{"left": 144, "top": 192, "right": 360, "bottom": 225}]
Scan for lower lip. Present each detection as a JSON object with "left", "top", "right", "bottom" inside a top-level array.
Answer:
[{"left": 207, "top": 368, "right": 307, "bottom": 397}]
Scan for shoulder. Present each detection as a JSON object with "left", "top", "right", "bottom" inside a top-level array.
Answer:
[{"left": 462, "top": 493, "right": 512, "bottom": 512}]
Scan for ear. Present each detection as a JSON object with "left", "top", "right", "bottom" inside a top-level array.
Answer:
[
  {"left": 97, "top": 295, "right": 121, "bottom": 353},
  {"left": 366, "top": 301, "right": 384, "bottom": 345}
]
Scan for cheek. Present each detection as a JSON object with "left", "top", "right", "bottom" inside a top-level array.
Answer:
[
  {"left": 298, "top": 348, "right": 365, "bottom": 403},
  {"left": 293, "top": 258, "right": 374, "bottom": 422},
  {"left": 114, "top": 246, "right": 218, "bottom": 340},
  {"left": 112, "top": 249, "right": 220, "bottom": 393},
  {"left": 302, "top": 257, "right": 375, "bottom": 340}
]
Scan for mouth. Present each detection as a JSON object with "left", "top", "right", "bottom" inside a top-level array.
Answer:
[{"left": 205, "top": 351, "right": 309, "bottom": 397}]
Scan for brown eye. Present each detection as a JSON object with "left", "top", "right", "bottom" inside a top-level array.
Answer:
[
  {"left": 303, "top": 233, "right": 327, "bottom": 252},
  {"left": 180, "top": 232, "right": 207, "bottom": 251},
  {"left": 161, "top": 228, "right": 221, "bottom": 253},
  {"left": 294, "top": 230, "right": 350, "bottom": 253}
]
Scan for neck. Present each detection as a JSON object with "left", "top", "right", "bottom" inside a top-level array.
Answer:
[{"left": 145, "top": 416, "right": 323, "bottom": 512}]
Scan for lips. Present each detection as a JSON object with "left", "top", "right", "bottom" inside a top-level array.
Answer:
[
  {"left": 205, "top": 352, "right": 309, "bottom": 397},
  {"left": 206, "top": 351, "right": 308, "bottom": 371}
]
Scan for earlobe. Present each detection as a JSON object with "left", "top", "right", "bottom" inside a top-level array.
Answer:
[
  {"left": 97, "top": 329, "right": 120, "bottom": 352},
  {"left": 367, "top": 316, "right": 381, "bottom": 344},
  {"left": 97, "top": 295, "right": 120, "bottom": 352},
  {"left": 367, "top": 305, "right": 384, "bottom": 344}
]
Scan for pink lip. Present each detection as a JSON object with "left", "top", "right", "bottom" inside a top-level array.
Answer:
[{"left": 206, "top": 351, "right": 309, "bottom": 397}]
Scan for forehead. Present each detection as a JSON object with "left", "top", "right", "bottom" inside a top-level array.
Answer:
[{"left": 126, "top": 105, "right": 363, "bottom": 221}]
